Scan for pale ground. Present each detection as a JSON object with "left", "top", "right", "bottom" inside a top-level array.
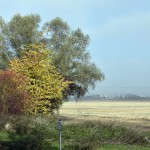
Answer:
[{"left": 59, "top": 100, "right": 150, "bottom": 127}]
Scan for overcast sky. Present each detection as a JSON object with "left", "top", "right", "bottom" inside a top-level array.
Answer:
[{"left": 1, "top": 0, "right": 150, "bottom": 96}]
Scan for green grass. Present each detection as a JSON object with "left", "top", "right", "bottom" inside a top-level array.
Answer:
[
  {"left": 0, "top": 131, "right": 10, "bottom": 141},
  {"left": 0, "top": 134, "right": 149, "bottom": 150},
  {"left": 41, "top": 143, "right": 150, "bottom": 150},
  {"left": 0, "top": 115, "right": 149, "bottom": 150},
  {"left": 97, "top": 144, "right": 150, "bottom": 150}
]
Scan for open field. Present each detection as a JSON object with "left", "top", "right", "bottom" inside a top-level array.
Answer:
[{"left": 60, "top": 100, "right": 150, "bottom": 127}]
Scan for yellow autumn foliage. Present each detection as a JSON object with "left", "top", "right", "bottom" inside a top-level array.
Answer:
[{"left": 10, "top": 44, "right": 69, "bottom": 114}]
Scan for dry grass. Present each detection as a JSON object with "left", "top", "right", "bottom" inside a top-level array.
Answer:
[{"left": 59, "top": 100, "right": 150, "bottom": 129}]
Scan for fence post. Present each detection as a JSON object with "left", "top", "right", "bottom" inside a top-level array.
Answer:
[{"left": 58, "top": 118, "right": 62, "bottom": 150}]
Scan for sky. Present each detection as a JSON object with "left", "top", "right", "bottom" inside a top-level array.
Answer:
[{"left": 0, "top": 0, "right": 150, "bottom": 96}]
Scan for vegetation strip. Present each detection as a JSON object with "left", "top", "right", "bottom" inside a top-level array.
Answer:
[{"left": 0, "top": 115, "right": 149, "bottom": 149}]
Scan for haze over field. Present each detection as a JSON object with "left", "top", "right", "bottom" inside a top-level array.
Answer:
[{"left": 1, "top": 0, "right": 150, "bottom": 96}]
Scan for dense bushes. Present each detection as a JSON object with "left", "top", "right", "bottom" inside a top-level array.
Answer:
[
  {"left": 0, "top": 70, "right": 31, "bottom": 115},
  {"left": 0, "top": 115, "right": 57, "bottom": 150}
]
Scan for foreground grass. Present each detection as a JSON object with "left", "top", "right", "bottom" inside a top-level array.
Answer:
[
  {"left": 0, "top": 132, "right": 149, "bottom": 150},
  {"left": 0, "top": 115, "right": 150, "bottom": 150},
  {"left": 97, "top": 145, "right": 150, "bottom": 150}
]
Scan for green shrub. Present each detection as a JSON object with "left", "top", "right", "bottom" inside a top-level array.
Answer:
[{"left": 0, "top": 115, "right": 57, "bottom": 150}]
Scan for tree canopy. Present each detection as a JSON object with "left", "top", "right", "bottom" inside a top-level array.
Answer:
[
  {"left": 42, "top": 18, "right": 104, "bottom": 98},
  {"left": 8, "top": 14, "right": 41, "bottom": 57},
  {"left": 0, "top": 14, "right": 105, "bottom": 99},
  {"left": 0, "top": 17, "right": 12, "bottom": 69}
]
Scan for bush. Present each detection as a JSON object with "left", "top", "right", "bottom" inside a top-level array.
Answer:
[
  {"left": 0, "top": 70, "right": 31, "bottom": 115},
  {"left": 0, "top": 115, "right": 57, "bottom": 150}
]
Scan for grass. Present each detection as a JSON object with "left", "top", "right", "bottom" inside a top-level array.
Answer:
[
  {"left": 97, "top": 144, "right": 150, "bottom": 150},
  {"left": 0, "top": 131, "right": 10, "bottom": 142},
  {"left": 0, "top": 101, "right": 150, "bottom": 149},
  {"left": 0, "top": 115, "right": 150, "bottom": 150}
]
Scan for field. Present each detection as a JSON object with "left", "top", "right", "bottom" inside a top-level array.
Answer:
[{"left": 60, "top": 100, "right": 150, "bottom": 128}]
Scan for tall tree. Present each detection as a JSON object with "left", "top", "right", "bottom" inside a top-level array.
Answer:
[
  {"left": 8, "top": 14, "right": 41, "bottom": 57},
  {"left": 0, "top": 17, "right": 12, "bottom": 69},
  {"left": 42, "top": 18, "right": 105, "bottom": 99}
]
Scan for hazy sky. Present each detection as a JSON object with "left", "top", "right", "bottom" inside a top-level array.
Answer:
[{"left": 1, "top": 0, "right": 150, "bottom": 96}]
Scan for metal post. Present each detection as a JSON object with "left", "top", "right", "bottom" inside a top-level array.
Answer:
[{"left": 58, "top": 118, "right": 62, "bottom": 150}]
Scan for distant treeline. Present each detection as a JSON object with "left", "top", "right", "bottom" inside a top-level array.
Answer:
[{"left": 80, "top": 94, "right": 150, "bottom": 101}]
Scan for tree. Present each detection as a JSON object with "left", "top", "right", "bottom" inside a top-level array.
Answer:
[
  {"left": 0, "top": 17, "right": 13, "bottom": 69},
  {"left": 42, "top": 17, "right": 105, "bottom": 99},
  {"left": 1, "top": 14, "right": 104, "bottom": 99},
  {"left": 10, "top": 44, "right": 69, "bottom": 114},
  {"left": 0, "top": 70, "right": 31, "bottom": 115},
  {"left": 8, "top": 14, "right": 41, "bottom": 57}
]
